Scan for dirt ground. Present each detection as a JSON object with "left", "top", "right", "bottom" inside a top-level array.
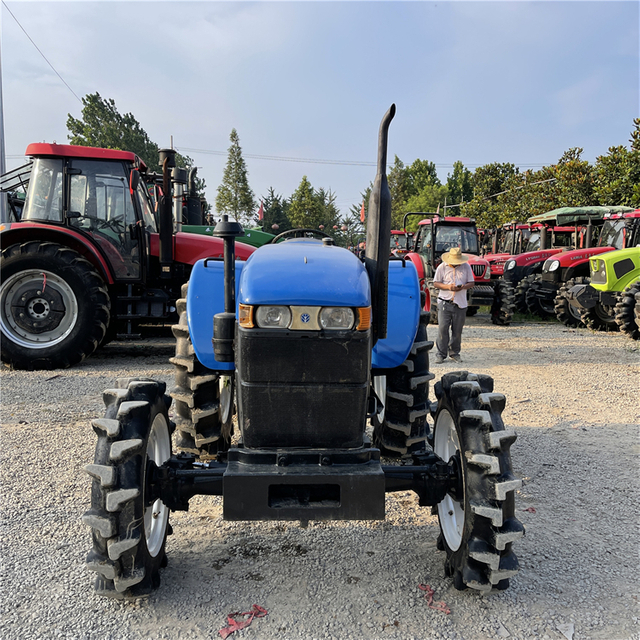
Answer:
[{"left": 0, "top": 312, "right": 638, "bottom": 640}]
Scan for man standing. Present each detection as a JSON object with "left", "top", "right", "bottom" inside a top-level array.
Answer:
[{"left": 432, "top": 247, "right": 475, "bottom": 364}]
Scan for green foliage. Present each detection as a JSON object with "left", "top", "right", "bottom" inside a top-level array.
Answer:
[
  {"left": 288, "top": 176, "right": 321, "bottom": 228},
  {"left": 593, "top": 120, "right": 640, "bottom": 207},
  {"left": 215, "top": 129, "right": 256, "bottom": 227},
  {"left": 261, "top": 187, "right": 291, "bottom": 233},
  {"left": 66, "top": 93, "right": 208, "bottom": 211},
  {"left": 446, "top": 161, "right": 473, "bottom": 207}
]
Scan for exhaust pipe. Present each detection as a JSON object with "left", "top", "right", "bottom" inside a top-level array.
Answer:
[{"left": 365, "top": 104, "right": 396, "bottom": 345}]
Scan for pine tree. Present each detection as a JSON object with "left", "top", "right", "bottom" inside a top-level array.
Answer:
[{"left": 215, "top": 129, "right": 256, "bottom": 226}]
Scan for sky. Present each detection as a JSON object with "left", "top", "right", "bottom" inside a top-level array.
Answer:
[{"left": 1, "top": 1, "right": 638, "bottom": 217}]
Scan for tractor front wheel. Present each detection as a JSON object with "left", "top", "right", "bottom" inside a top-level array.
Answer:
[
  {"left": 580, "top": 298, "right": 619, "bottom": 332},
  {"left": 433, "top": 371, "right": 523, "bottom": 591},
  {"left": 0, "top": 241, "right": 110, "bottom": 369},
  {"left": 83, "top": 378, "right": 173, "bottom": 598},
  {"left": 372, "top": 312, "right": 433, "bottom": 456},
  {"left": 525, "top": 275, "right": 555, "bottom": 319},
  {"left": 513, "top": 274, "right": 536, "bottom": 313},
  {"left": 614, "top": 281, "right": 640, "bottom": 340},
  {"left": 490, "top": 280, "right": 515, "bottom": 326},
  {"left": 554, "top": 277, "right": 588, "bottom": 328}
]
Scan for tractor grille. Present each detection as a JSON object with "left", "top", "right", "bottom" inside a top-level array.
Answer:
[{"left": 471, "top": 264, "right": 486, "bottom": 278}]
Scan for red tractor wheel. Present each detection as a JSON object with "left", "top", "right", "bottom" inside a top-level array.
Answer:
[{"left": 0, "top": 241, "right": 110, "bottom": 370}]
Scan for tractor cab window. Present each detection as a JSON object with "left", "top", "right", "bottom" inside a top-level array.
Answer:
[
  {"left": 68, "top": 160, "right": 140, "bottom": 279},
  {"left": 390, "top": 234, "right": 408, "bottom": 252},
  {"left": 415, "top": 226, "right": 432, "bottom": 258},
  {"left": 136, "top": 182, "right": 157, "bottom": 232},
  {"left": 597, "top": 219, "right": 624, "bottom": 250},
  {"left": 435, "top": 226, "right": 478, "bottom": 254},
  {"left": 499, "top": 230, "right": 514, "bottom": 254},
  {"left": 524, "top": 232, "right": 540, "bottom": 252},
  {"left": 22, "top": 158, "right": 64, "bottom": 222}
]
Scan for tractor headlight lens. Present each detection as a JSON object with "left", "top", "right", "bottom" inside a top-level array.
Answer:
[
  {"left": 255, "top": 305, "right": 292, "bottom": 328},
  {"left": 505, "top": 260, "right": 515, "bottom": 271},
  {"left": 319, "top": 307, "right": 355, "bottom": 330},
  {"left": 548, "top": 260, "right": 560, "bottom": 272}
]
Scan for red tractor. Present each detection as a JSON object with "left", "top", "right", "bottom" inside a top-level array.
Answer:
[
  {"left": 483, "top": 222, "right": 537, "bottom": 280},
  {"left": 389, "top": 229, "right": 412, "bottom": 256},
  {"left": 502, "top": 216, "right": 591, "bottom": 313},
  {"left": 527, "top": 207, "right": 640, "bottom": 328},
  {"left": 0, "top": 143, "right": 255, "bottom": 370},
  {"left": 404, "top": 213, "right": 515, "bottom": 325}
]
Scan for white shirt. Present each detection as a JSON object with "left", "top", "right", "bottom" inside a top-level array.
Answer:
[{"left": 434, "top": 262, "right": 475, "bottom": 309}]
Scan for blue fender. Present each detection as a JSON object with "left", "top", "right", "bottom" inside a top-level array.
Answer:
[
  {"left": 186, "top": 259, "right": 243, "bottom": 371},
  {"left": 372, "top": 261, "right": 421, "bottom": 369}
]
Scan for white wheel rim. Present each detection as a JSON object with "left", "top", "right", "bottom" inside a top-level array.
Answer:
[
  {"left": 144, "top": 412, "right": 171, "bottom": 557},
  {"left": 434, "top": 409, "right": 464, "bottom": 551},
  {"left": 219, "top": 375, "right": 233, "bottom": 425},
  {"left": 373, "top": 375, "right": 386, "bottom": 423},
  {"left": 0, "top": 269, "right": 78, "bottom": 348}
]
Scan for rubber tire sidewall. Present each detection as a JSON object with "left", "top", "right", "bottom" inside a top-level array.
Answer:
[{"left": 1, "top": 243, "right": 109, "bottom": 369}]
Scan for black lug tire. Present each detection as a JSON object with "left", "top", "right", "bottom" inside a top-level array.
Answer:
[
  {"left": 490, "top": 280, "right": 515, "bottom": 326},
  {"left": 513, "top": 274, "right": 536, "bottom": 313},
  {"left": 433, "top": 371, "right": 523, "bottom": 592},
  {"left": 170, "top": 284, "right": 234, "bottom": 458},
  {"left": 466, "top": 306, "right": 479, "bottom": 317},
  {"left": 554, "top": 277, "right": 588, "bottom": 328},
  {"left": 580, "top": 296, "right": 620, "bottom": 332},
  {"left": 614, "top": 281, "right": 640, "bottom": 340},
  {"left": 0, "top": 242, "right": 110, "bottom": 369},
  {"left": 525, "top": 274, "right": 555, "bottom": 319},
  {"left": 83, "top": 378, "right": 174, "bottom": 598},
  {"left": 372, "top": 312, "right": 434, "bottom": 456}
]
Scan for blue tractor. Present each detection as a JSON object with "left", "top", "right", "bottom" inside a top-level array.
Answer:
[{"left": 83, "top": 106, "right": 523, "bottom": 598}]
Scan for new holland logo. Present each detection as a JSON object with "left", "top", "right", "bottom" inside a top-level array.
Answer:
[{"left": 300, "top": 313, "right": 311, "bottom": 323}]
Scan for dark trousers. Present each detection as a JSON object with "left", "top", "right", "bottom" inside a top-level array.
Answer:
[{"left": 436, "top": 299, "right": 466, "bottom": 358}]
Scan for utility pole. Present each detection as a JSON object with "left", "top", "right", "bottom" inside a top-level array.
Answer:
[{"left": 0, "top": 46, "right": 7, "bottom": 223}]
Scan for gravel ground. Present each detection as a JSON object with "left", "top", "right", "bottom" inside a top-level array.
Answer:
[{"left": 1, "top": 315, "right": 639, "bottom": 640}]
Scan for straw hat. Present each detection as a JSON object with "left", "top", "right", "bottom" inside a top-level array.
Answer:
[{"left": 441, "top": 247, "right": 469, "bottom": 265}]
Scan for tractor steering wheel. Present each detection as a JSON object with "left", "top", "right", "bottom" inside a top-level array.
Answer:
[{"left": 270, "top": 228, "right": 333, "bottom": 243}]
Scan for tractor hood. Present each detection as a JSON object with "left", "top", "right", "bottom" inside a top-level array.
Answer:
[{"left": 238, "top": 239, "right": 371, "bottom": 307}]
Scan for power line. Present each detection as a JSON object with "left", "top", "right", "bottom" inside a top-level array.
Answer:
[
  {"left": 2, "top": 1, "right": 82, "bottom": 103},
  {"left": 177, "top": 146, "right": 551, "bottom": 170}
]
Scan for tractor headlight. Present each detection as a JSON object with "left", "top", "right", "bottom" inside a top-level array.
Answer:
[
  {"left": 255, "top": 305, "right": 292, "bottom": 328},
  {"left": 319, "top": 307, "right": 355, "bottom": 330},
  {"left": 505, "top": 260, "right": 516, "bottom": 271},
  {"left": 547, "top": 260, "right": 560, "bottom": 272}
]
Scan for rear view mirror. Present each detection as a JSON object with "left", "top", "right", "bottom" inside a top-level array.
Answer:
[{"left": 129, "top": 170, "right": 140, "bottom": 193}]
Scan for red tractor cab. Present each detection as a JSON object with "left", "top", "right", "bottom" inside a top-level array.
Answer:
[
  {"left": 389, "top": 229, "right": 412, "bottom": 256},
  {"left": 528, "top": 207, "right": 639, "bottom": 327},
  {"left": 403, "top": 213, "right": 514, "bottom": 325},
  {"left": 0, "top": 143, "right": 256, "bottom": 370},
  {"left": 483, "top": 222, "right": 537, "bottom": 279}
]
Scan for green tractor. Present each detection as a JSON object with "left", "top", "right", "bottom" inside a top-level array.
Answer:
[{"left": 568, "top": 246, "right": 640, "bottom": 339}]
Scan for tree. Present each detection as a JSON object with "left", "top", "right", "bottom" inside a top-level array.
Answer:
[
  {"left": 446, "top": 161, "right": 473, "bottom": 207},
  {"left": 67, "top": 93, "right": 208, "bottom": 210},
  {"left": 215, "top": 129, "right": 256, "bottom": 226},
  {"left": 288, "top": 176, "right": 321, "bottom": 228},
  {"left": 260, "top": 187, "right": 291, "bottom": 233},
  {"left": 593, "top": 119, "right": 640, "bottom": 206}
]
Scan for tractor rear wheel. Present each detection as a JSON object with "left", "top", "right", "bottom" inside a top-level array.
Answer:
[
  {"left": 433, "top": 371, "right": 523, "bottom": 592},
  {"left": 466, "top": 306, "right": 479, "bottom": 317},
  {"left": 513, "top": 274, "right": 536, "bottom": 313},
  {"left": 372, "top": 312, "right": 433, "bottom": 456},
  {"left": 170, "top": 284, "right": 234, "bottom": 458},
  {"left": 490, "top": 280, "right": 515, "bottom": 326},
  {"left": 525, "top": 275, "right": 555, "bottom": 319},
  {"left": 580, "top": 298, "right": 619, "bottom": 332},
  {"left": 614, "top": 281, "right": 640, "bottom": 339},
  {"left": 83, "top": 378, "right": 173, "bottom": 598},
  {"left": 0, "top": 241, "right": 110, "bottom": 369},
  {"left": 554, "top": 277, "right": 588, "bottom": 328}
]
